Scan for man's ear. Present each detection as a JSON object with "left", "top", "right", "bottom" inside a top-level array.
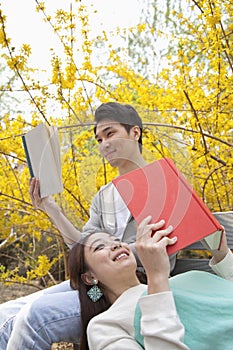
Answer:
[
  {"left": 131, "top": 125, "right": 141, "bottom": 141},
  {"left": 81, "top": 272, "right": 95, "bottom": 286}
]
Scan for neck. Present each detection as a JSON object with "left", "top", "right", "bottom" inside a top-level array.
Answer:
[
  {"left": 118, "top": 154, "right": 147, "bottom": 175},
  {"left": 107, "top": 280, "right": 140, "bottom": 304}
]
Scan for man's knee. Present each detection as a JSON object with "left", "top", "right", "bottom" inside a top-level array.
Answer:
[{"left": 7, "top": 291, "right": 81, "bottom": 348}]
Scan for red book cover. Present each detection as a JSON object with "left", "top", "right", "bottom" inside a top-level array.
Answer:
[{"left": 112, "top": 158, "right": 223, "bottom": 255}]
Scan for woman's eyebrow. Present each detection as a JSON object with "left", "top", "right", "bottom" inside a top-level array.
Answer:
[
  {"left": 88, "top": 236, "right": 119, "bottom": 250},
  {"left": 89, "top": 238, "right": 102, "bottom": 251}
]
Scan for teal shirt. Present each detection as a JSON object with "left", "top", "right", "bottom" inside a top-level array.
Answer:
[{"left": 134, "top": 271, "right": 233, "bottom": 349}]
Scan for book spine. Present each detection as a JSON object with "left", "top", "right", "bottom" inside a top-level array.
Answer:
[
  {"left": 22, "top": 135, "right": 34, "bottom": 178},
  {"left": 163, "top": 158, "right": 223, "bottom": 231}
]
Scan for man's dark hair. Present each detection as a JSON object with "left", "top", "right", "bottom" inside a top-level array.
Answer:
[{"left": 94, "top": 102, "right": 143, "bottom": 152}]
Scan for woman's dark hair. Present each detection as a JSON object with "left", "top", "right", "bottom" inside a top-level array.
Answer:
[
  {"left": 94, "top": 102, "right": 143, "bottom": 153},
  {"left": 68, "top": 234, "right": 111, "bottom": 350}
]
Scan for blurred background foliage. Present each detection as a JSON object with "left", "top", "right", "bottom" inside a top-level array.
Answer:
[{"left": 0, "top": 0, "right": 232, "bottom": 289}]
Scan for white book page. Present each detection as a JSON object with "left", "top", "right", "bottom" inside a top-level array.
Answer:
[
  {"left": 48, "top": 126, "right": 63, "bottom": 186},
  {"left": 202, "top": 230, "right": 223, "bottom": 250}
]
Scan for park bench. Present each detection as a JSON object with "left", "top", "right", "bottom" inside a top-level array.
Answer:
[{"left": 171, "top": 211, "right": 233, "bottom": 276}]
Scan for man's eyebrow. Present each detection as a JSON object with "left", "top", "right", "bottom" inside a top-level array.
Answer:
[{"left": 95, "top": 126, "right": 112, "bottom": 139}]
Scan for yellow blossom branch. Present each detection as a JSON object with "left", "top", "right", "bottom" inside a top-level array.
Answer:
[{"left": 0, "top": 10, "right": 51, "bottom": 125}]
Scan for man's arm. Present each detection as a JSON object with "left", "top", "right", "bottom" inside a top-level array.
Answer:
[
  {"left": 29, "top": 178, "right": 105, "bottom": 248},
  {"left": 30, "top": 178, "right": 82, "bottom": 247}
]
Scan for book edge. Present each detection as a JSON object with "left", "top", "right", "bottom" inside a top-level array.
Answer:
[{"left": 22, "top": 135, "right": 34, "bottom": 178}]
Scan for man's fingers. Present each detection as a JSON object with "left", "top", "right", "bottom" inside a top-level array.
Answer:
[
  {"left": 29, "top": 178, "right": 36, "bottom": 196},
  {"left": 29, "top": 178, "right": 43, "bottom": 209}
]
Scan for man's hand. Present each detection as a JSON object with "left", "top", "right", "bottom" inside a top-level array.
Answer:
[{"left": 29, "top": 178, "right": 59, "bottom": 215}]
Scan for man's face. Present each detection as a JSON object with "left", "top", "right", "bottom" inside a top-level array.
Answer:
[{"left": 95, "top": 119, "right": 140, "bottom": 168}]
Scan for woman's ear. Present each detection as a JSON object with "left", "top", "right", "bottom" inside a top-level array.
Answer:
[{"left": 81, "top": 272, "right": 95, "bottom": 286}]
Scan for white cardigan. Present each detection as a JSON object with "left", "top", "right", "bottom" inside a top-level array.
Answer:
[{"left": 87, "top": 250, "right": 233, "bottom": 350}]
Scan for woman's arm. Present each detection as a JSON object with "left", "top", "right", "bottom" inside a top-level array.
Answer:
[
  {"left": 135, "top": 216, "right": 189, "bottom": 349},
  {"left": 88, "top": 290, "right": 189, "bottom": 350},
  {"left": 139, "top": 292, "right": 190, "bottom": 350},
  {"left": 135, "top": 216, "right": 176, "bottom": 294},
  {"left": 201, "top": 229, "right": 233, "bottom": 281},
  {"left": 209, "top": 230, "right": 233, "bottom": 280}
]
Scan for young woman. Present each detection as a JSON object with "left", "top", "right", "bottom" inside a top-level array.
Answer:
[{"left": 69, "top": 216, "right": 233, "bottom": 350}]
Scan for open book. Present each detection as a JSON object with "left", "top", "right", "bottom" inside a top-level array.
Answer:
[
  {"left": 112, "top": 158, "right": 223, "bottom": 255},
  {"left": 22, "top": 123, "right": 63, "bottom": 198}
]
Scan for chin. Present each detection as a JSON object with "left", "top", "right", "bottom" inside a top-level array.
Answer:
[{"left": 108, "top": 158, "right": 120, "bottom": 167}]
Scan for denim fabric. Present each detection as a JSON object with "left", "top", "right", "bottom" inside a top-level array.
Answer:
[{"left": 0, "top": 280, "right": 81, "bottom": 350}]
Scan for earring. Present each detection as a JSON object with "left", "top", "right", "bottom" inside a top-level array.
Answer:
[{"left": 87, "top": 279, "right": 103, "bottom": 302}]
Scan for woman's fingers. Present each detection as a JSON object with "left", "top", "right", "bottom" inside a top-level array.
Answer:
[
  {"left": 137, "top": 216, "right": 176, "bottom": 246},
  {"left": 151, "top": 224, "right": 173, "bottom": 241},
  {"left": 157, "top": 234, "right": 177, "bottom": 247},
  {"left": 137, "top": 216, "right": 166, "bottom": 239}
]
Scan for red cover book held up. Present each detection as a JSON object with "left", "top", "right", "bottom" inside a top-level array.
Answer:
[{"left": 112, "top": 158, "right": 223, "bottom": 255}]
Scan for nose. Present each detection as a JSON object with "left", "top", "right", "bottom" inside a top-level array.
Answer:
[
  {"left": 99, "top": 141, "right": 110, "bottom": 157},
  {"left": 99, "top": 138, "right": 110, "bottom": 151},
  {"left": 110, "top": 242, "right": 122, "bottom": 251}
]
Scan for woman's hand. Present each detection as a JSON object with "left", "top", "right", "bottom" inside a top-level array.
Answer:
[
  {"left": 210, "top": 229, "right": 229, "bottom": 264},
  {"left": 136, "top": 216, "right": 177, "bottom": 294}
]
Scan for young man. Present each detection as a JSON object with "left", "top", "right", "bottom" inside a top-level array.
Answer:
[{"left": 0, "top": 102, "right": 177, "bottom": 349}]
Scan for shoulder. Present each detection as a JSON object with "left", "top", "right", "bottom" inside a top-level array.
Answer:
[
  {"left": 89, "top": 285, "right": 146, "bottom": 325},
  {"left": 93, "top": 182, "right": 114, "bottom": 200},
  {"left": 87, "top": 285, "right": 146, "bottom": 349},
  {"left": 91, "top": 182, "right": 116, "bottom": 209},
  {"left": 98, "top": 182, "right": 114, "bottom": 194}
]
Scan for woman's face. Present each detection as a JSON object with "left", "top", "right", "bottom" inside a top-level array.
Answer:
[{"left": 83, "top": 232, "right": 136, "bottom": 285}]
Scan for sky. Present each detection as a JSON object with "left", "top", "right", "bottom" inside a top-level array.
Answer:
[
  {"left": 1, "top": 0, "right": 143, "bottom": 69},
  {"left": 0, "top": 0, "right": 144, "bottom": 119}
]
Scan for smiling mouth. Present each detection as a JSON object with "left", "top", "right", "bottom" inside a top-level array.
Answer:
[
  {"left": 104, "top": 148, "right": 117, "bottom": 156},
  {"left": 105, "top": 151, "right": 115, "bottom": 158},
  {"left": 114, "top": 253, "right": 128, "bottom": 261}
]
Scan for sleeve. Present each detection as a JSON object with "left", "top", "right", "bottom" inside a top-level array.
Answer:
[
  {"left": 41, "top": 191, "right": 103, "bottom": 249},
  {"left": 209, "top": 249, "right": 233, "bottom": 281},
  {"left": 82, "top": 192, "right": 103, "bottom": 234},
  {"left": 139, "top": 292, "right": 190, "bottom": 350},
  {"left": 87, "top": 319, "right": 143, "bottom": 350},
  {"left": 87, "top": 292, "right": 189, "bottom": 350},
  {"left": 40, "top": 196, "right": 82, "bottom": 248}
]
